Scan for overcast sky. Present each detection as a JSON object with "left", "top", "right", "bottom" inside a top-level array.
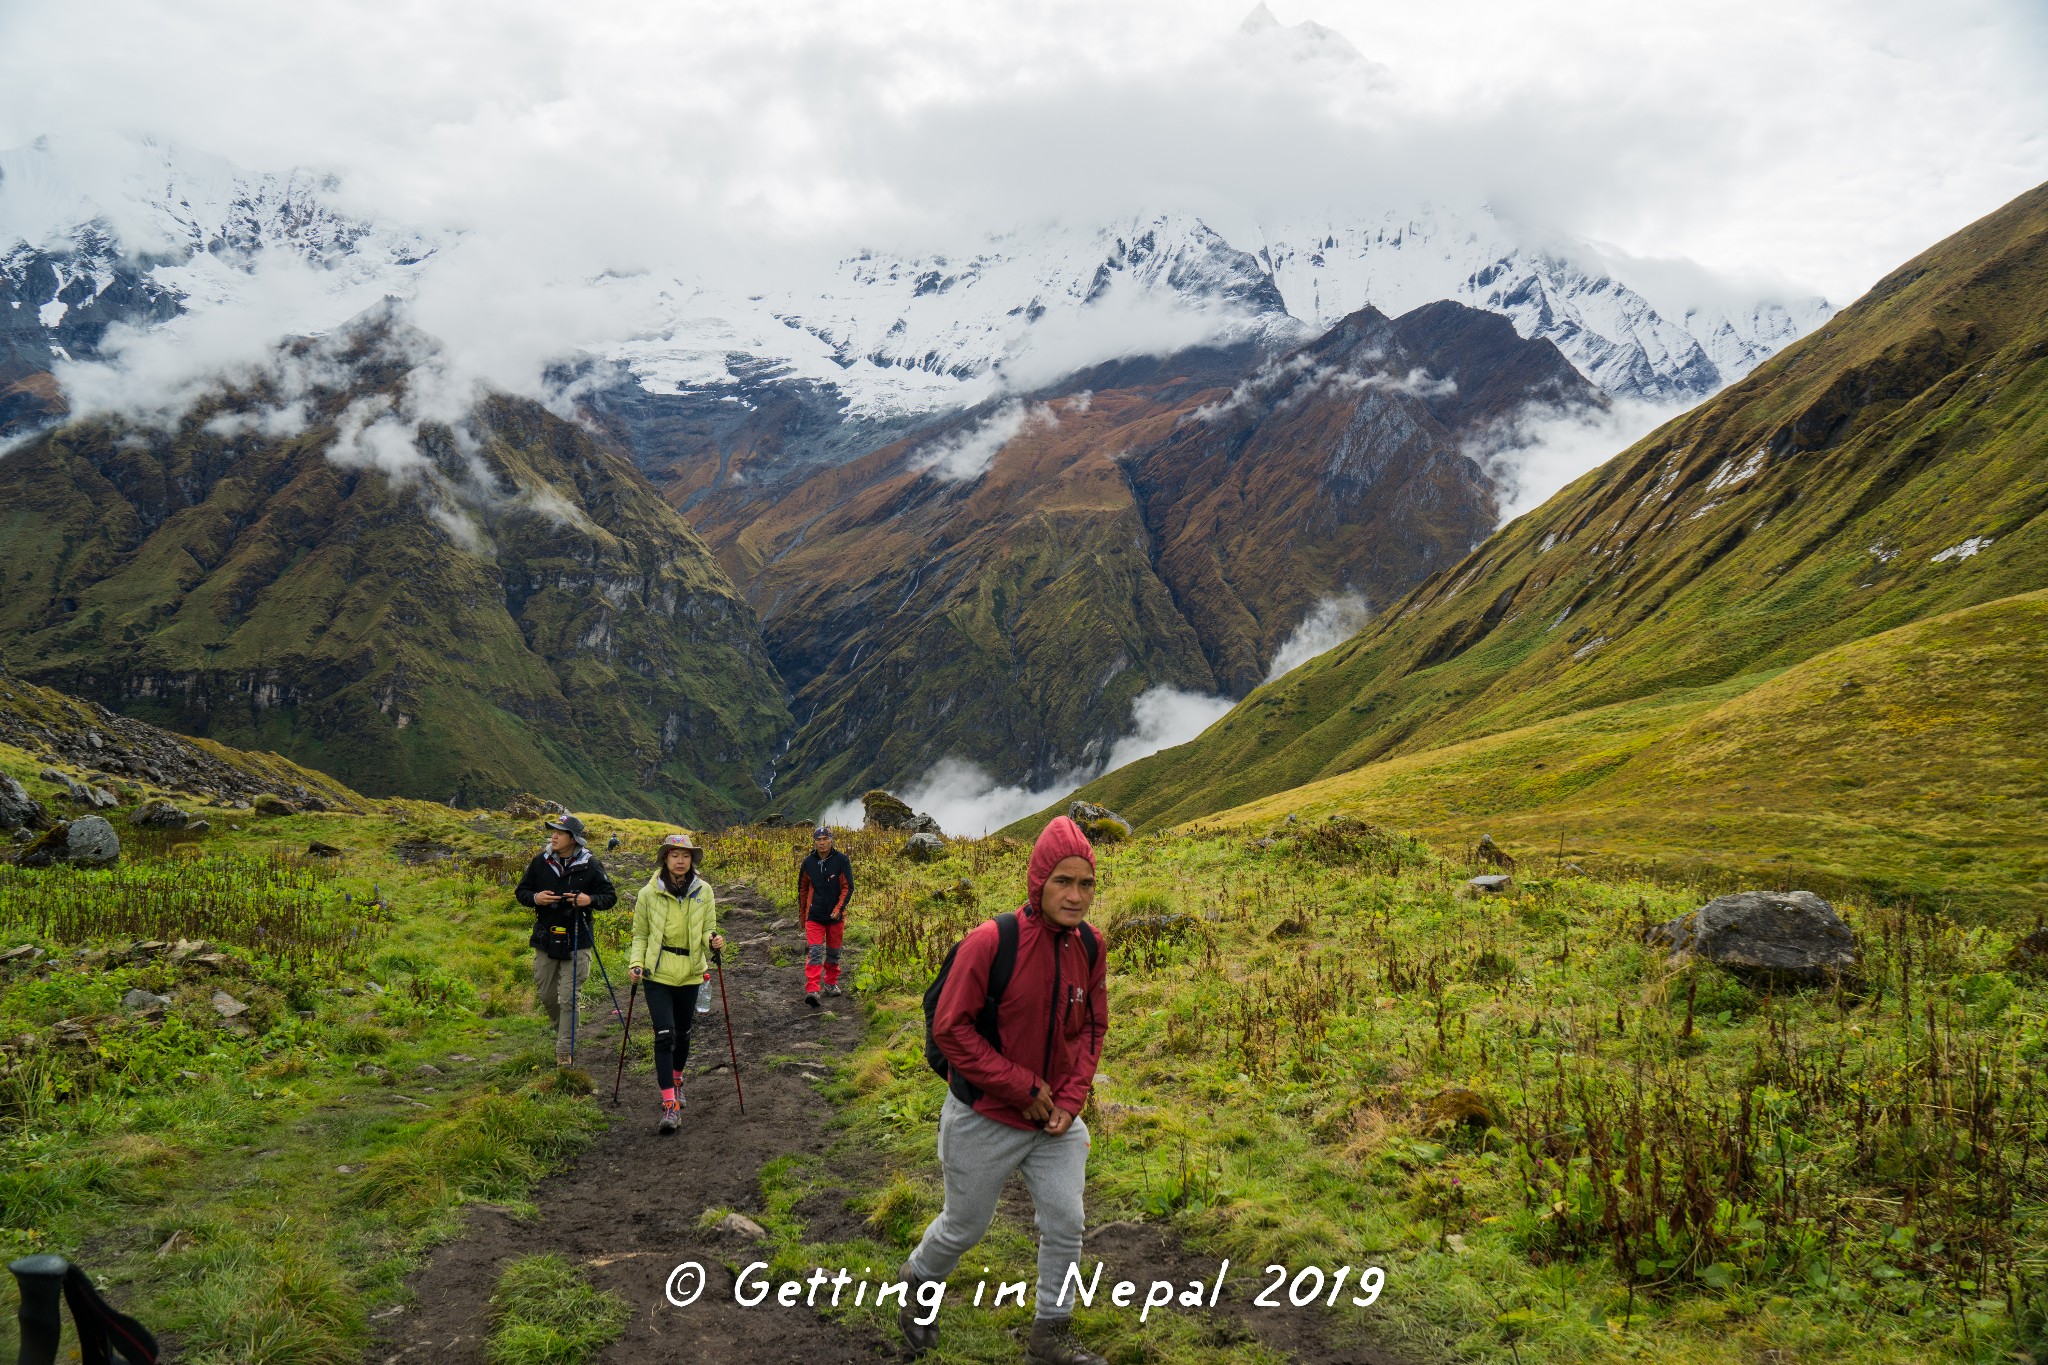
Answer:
[{"left": 4, "top": 0, "right": 2045, "bottom": 308}]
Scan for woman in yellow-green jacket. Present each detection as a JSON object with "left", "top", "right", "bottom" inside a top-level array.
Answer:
[{"left": 629, "top": 831, "right": 724, "bottom": 1134}]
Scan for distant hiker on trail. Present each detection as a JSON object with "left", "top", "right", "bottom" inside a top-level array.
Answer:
[
  {"left": 629, "top": 831, "right": 724, "bottom": 1134},
  {"left": 798, "top": 824, "right": 853, "bottom": 1007},
  {"left": 515, "top": 814, "right": 618, "bottom": 1067},
  {"left": 900, "top": 816, "right": 1109, "bottom": 1365}
]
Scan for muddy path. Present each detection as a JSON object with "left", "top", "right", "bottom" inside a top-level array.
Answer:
[{"left": 370, "top": 883, "right": 1413, "bottom": 1364}]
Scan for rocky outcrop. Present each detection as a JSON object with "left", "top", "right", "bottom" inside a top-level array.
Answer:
[
  {"left": 0, "top": 776, "right": 46, "bottom": 831},
  {"left": 16, "top": 816, "right": 121, "bottom": 868},
  {"left": 900, "top": 832, "right": 946, "bottom": 862},
  {"left": 0, "top": 666, "right": 358, "bottom": 812},
  {"left": 1068, "top": 801, "right": 1131, "bottom": 844},
  {"left": 1645, "top": 890, "right": 1858, "bottom": 984},
  {"left": 863, "top": 790, "right": 942, "bottom": 833}
]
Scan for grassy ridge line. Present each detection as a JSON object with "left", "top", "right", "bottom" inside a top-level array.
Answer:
[
  {"left": 1052, "top": 178, "right": 2048, "bottom": 857},
  {"left": 0, "top": 668, "right": 367, "bottom": 813},
  {"left": 1187, "top": 589, "right": 2048, "bottom": 917}
]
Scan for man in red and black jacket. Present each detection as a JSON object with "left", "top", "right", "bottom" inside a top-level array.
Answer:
[
  {"left": 898, "top": 816, "right": 1110, "bottom": 1365},
  {"left": 797, "top": 825, "right": 854, "bottom": 1007}
]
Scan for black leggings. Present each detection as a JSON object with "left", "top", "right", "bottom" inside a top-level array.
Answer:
[{"left": 642, "top": 980, "right": 700, "bottom": 1090}]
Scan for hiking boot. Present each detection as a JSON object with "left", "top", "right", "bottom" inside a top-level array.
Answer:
[
  {"left": 805, "top": 991, "right": 821, "bottom": 1009},
  {"left": 1026, "top": 1317, "right": 1106, "bottom": 1365},
  {"left": 895, "top": 1266, "right": 939, "bottom": 1355},
  {"left": 824, "top": 982, "right": 842, "bottom": 997},
  {"left": 657, "top": 1099, "right": 682, "bottom": 1135},
  {"left": 555, "top": 1042, "right": 574, "bottom": 1067}
]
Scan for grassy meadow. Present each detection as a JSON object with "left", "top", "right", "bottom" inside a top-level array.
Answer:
[
  {"left": 0, "top": 742, "right": 685, "bottom": 1364},
  {"left": 704, "top": 821, "right": 2048, "bottom": 1365},
  {"left": 4, "top": 736, "right": 2046, "bottom": 1364}
]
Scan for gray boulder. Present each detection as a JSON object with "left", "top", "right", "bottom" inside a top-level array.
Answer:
[
  {"left": 1645, "top": 890, "right": 1857, "bottom": 984},
  {"left": 129, "top": 801, "right": 191, "bottom": 828},
  {"left": 862, "top": 789, "right": 918, "bottom": 830},
  {"left": 901, "top": 832, "right": 946, "bottom": 863},
  {"left": 16, "top": 816, "right": 121, "bottom": 868},
  {"left": 1068, "top": 800, "right": 1131, "bottom": 833},
  {"left": 903, "top": 812, "right": 943, "bottom": 836},
  {"left": 123, "top": 989, "right": 172, "bottom": 1014},
  {"left": 1466, "top": 874, "right": 1513, "bottom": 895},
  {"left": 0, "top": 776, "right": 46, "bottom": 831}
]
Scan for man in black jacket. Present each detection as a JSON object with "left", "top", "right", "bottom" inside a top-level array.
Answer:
[
  {"left": 797, "top": 825, "right": 853, "bottom": 1007},
  {"left": 514, "top": 814, "right": 618, "bottom": 1065}
]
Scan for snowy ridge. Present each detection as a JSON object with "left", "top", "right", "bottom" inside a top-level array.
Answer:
[
  {"left": 1249, "top": 207, "right": 1831, "bottom": 401},
  {"left": 0, "top": 138, "right": 441, "bottom": 363},
  {"left": 613, "top": 215, "right": 1307, "bottom": 421},
  {"left": 1, "top": 136, "right": 1830, "bottom": 428}
]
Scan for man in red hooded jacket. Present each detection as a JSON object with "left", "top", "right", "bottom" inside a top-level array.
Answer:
[{"left": 898, "top": 816, "right": 1109, "bottom": 1365}]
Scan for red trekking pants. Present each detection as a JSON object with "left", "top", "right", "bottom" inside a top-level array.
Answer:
[{"left": 805, "top": 919, "right": 843, "bottom": 991}]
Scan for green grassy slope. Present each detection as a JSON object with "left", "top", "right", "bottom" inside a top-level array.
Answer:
[
  {"left": 1059, "top": 179, "right": 2048, "bottom": 888},
  {"left": 1200, "top": 588, "right": 2048, "bottom": 915},
  {"left": 0, "top": 347, "right": 792, "bottom": 825}
]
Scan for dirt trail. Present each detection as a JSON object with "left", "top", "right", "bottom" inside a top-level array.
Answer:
[{"left": 370, "top": 884, "right": 1412, "bottom": 1364}]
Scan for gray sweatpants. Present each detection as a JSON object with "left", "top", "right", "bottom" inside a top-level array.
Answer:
[
  {"left": 904, "top": 1092, "right": 1090, "bottom": 1320},
  {"left": 532, "top": 949, "right": 590, "bottom": 1054}
]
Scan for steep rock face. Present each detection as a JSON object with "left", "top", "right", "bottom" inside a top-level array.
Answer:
[
  {"left": 0, "top": 328, "right": 789, "bottom": 823},
  {"left": 1127, "top": 302, "right": 1598, "bottom": 691},
  {"left": 1071, "top": 178, "right": 2048, "bottom": 833}
]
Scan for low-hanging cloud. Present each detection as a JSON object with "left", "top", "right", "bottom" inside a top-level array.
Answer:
[
  {"left": 1265, "top": 592, "right": 1371, "bottom": 681},
  {"left": 909, "top": 399, "right": 1055, "bottom": 483},
  {"left": 818, "top": 683, "right": 1236, "bottom": 837},
  {"left": 1466, "top": 395, "right": 1688, "bottom": 524}
]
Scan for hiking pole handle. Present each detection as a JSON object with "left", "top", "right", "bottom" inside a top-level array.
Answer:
[{"left": 10, "top": 1254, "right": 66, "bottom": 1365}]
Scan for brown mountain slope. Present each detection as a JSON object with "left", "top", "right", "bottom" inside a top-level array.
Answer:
[
  {"left": 1061, "top": 179, "right": 2048, "bottom": 877},
  {"left": 680, "top": 302, "right": 1594, "bottom": 812},
  {"left": 1127, "top": 301, "right": 1596, "bottom": 690}
]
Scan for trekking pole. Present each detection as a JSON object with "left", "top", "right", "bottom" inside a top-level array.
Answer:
[
  {"left": 10, "top": 1254, "right": 64, "bottom": 1365},
  {"left": 587, "top": 934, "right": 628, "bottom": 1021},
  {"left": 610, "top": 979, "right": 639, "bottom": 1104},
  {"left": 567, "top": 911, "right": 580, "bottom": 1065},
  {"left": 711, "top": 946, "right": 744, "bottom": 1114}
]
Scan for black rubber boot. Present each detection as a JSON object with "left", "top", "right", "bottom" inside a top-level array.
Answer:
[{"left": 1026, "top": 1317, "right": 1106, "bottom": 1365}]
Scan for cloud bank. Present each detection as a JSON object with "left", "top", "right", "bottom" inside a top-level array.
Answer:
[
  {"left": 819, "top": 684, "right": 1236, "bottom": 837},
  {"left": 3, "top": 0, "right": 2043, "bottom": 437},
  {"left": 1265, "top": 593, "right": 1372, "bottom": 681}
]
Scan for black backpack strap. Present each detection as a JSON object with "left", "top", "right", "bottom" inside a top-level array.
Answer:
[
  {"left": 1078, "top": 921, "right": 1099, "bottom": 970},
  {"left": 982, "top": 912, "right": 1020, "bottom": 1022},
  {"left": 948, "top": 913, "right": 1020, "bottom": 1107},
  {"left": 63, "top": 1263, "right": 159, "bottom": 1365}
]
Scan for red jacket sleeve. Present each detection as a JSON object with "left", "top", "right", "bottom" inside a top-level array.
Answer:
[
  {"left": 933, "top": 922, "right": 1041, "bottom": 1108},
  {"left": 1050, "top": 930, "right": 1109, "bottom": 1116}
]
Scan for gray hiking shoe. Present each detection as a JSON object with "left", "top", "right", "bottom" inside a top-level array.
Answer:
[
  {"left": 1026, "top": 1317, "right": 1106, "bottom": 1365},
  {"left": 805, "top": 991, "right": 821, "bottom": 1008},
  {"left": 824, "top": 982, "right": 842, "bottom": 997},
  {"left": 896, "top": 1266, "right": 939, "bottom": 1355},
  {"left": 657, "top": 1099, "right": 681, "bottom": 1135}
]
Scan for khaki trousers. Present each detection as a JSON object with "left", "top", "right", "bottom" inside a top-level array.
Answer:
[{"left": 533, "top": 949, "right": 590, "bottom": 1057}]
